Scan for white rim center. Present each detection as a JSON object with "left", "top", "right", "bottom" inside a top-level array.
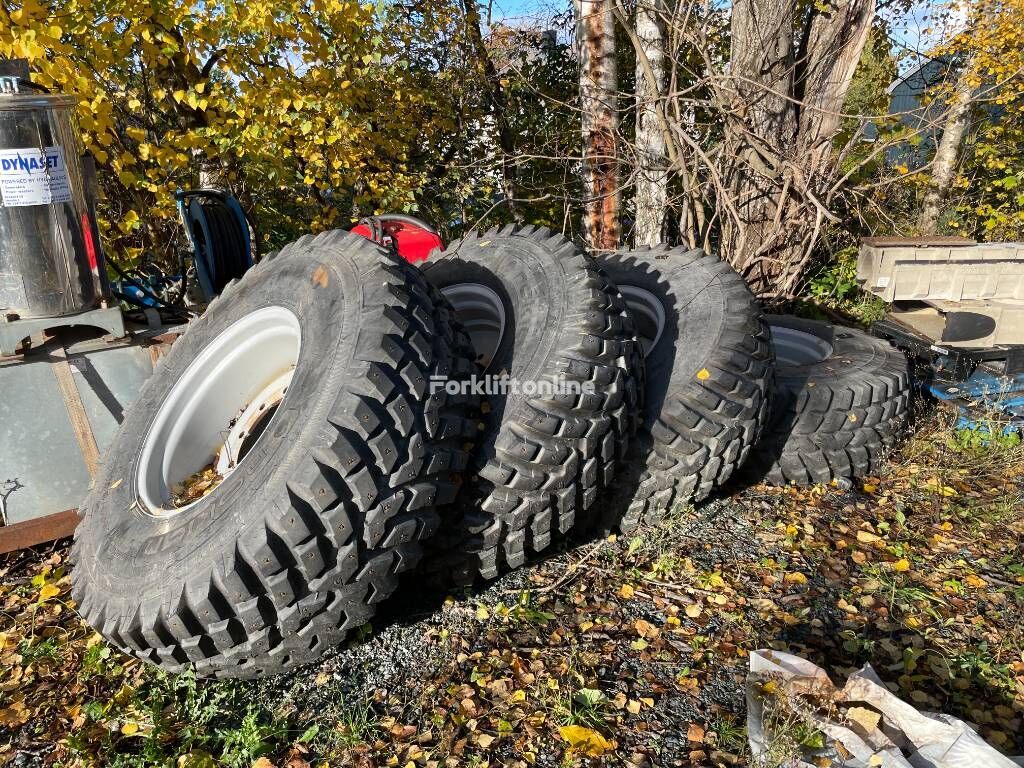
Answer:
[
  {"left": 619, "top": 285, "right": 666, "bottom": 358},
  {"left": 137, "top": 306, "right": 301, "bottom": 515},
  {"left": 771, "top": 325, "right": 834, "bottom": 367},
  {"left": 440, "top": 283, "right": 506, "bottom": 369}
]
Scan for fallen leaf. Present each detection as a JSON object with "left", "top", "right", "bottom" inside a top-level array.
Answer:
[
  {"left": 846, "top": 706, "right": 881, "bottom": 733},
  {"left": 39, "top": 583, "right": 60, "bottom": 601},
  {"left": 559, "top": 725, "right": 613, "bottom": 757}
]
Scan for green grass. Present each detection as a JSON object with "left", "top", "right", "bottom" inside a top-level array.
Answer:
[{"left": 553, "top": 687, "right": 608, "bottom": 731}]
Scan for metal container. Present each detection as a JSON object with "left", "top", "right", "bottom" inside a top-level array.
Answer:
[{"left": 0, "top": 78, "right": 103, "bottom": 319}]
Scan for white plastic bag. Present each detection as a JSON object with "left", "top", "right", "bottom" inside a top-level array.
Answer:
[{"left": 746, "top": 650, "right": 1023, "bottom": 768}]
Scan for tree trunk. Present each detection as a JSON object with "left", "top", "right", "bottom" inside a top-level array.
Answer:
[
  {"left": 918, "top": 60, "right": 975, "bottom": 234},
  {"left": 720, "top": 0, "right": 798, "bottom": 290},
  {"left": 721, "top": 0, "right": 875, "bottom": 296},
  {"left": 633, "top": 0, "right": 666, "bottom": 246},
  {"left": 576, "top": 0, "right": 620, "bottom": 251},
  {"left": 462, "top": 0, "right": 520, "bottom": 220}
]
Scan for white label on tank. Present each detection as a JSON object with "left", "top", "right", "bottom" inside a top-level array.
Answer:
[{"left": 0, "top": 146, "right": 72, "bottom": 207}]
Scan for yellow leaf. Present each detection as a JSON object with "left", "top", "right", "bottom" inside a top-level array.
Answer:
[
  {"left": 558, "top": 725, "right": 613, "bottom": 757},
  {"left": 856, "top": 530, "right": 881, "bottom": 544},
  {"left": 696, "top": 368, "right": 711, "bottom": 381},
  {"left": 784, "top": 572, "right": 807, "bottom": 585},
  {"left": 121, "top": 721, "right": 139, "bottom": 736},
  {"left": 618, "top": 584, "right": 634, "bottom": 599},
  {"left": 893, "top": 558, "right": 911, "bottom": 572},
  {"left": 847, "top": 706, "right": 881, "bottom": 733},
  {"left": 685, "top": 603, "right": 702, "bottom": 618},
  {"left": 172, "top": 89, "right": 185, "bottom": 103},
  {"left": 39, "top": 583, "right": 60, "bottom": 601}
]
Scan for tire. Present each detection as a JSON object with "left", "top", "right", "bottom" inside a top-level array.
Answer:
[
  {"left": 747, "top": 315, "right": 912, "bottom": 486},
  {"left": 590, "top": 247, "right": 774, "bottom": 530},
  {"left": 71, "top": 230, "right": 478, "bottom": 678},
  {"left": 419, "top": 225, "right": 644, "bottom": 580}
]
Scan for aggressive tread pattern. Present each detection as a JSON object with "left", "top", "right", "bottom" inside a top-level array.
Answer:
[
  {"left": 72, "top": 230, "right": 478, "bottom": 678},
  {"left": 748, "top": 315, "right": 911, "bottom": 487},
  {"left": 422, "top": 225, "right": 644, "bottom": 581},
  {"left": 592, "top": 247, "right": 773, "bottom": 531}
]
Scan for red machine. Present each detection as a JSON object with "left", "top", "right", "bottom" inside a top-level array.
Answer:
[{"left": 350, "top": 214, "right": 444, "bottom": 263}]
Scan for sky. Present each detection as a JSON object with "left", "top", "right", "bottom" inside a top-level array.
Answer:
[{"left": 487, "top": 0, "right": 964, "bottom": 65}]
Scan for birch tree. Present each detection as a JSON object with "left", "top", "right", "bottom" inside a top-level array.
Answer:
[
  {"left": 633, "top": 0, "right": 667, "bottom": 246},
  {"left": 918, "top": 58, "right": 977, "bottom": 234}
]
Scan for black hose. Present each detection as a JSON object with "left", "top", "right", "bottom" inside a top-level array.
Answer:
[
  {"left": 107, "top": 258, "right": 170, "bottom": 308},
  {"left": 189, "top": 197, "right": 249, "bottom": 295}
]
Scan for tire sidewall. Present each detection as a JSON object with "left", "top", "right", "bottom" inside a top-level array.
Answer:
[
  {"left": 597, "top": 251, "right": 727, "bottom": 425},
  {"left": 79, "top": 251, "right": 359, "bottom": 599},
  {"left": 423, "top": 241, "right": 571, "bottom": 415}
]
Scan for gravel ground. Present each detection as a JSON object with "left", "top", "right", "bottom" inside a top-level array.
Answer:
[{"left": 2, "top": 414, "right": 1023, "bottom": 767}]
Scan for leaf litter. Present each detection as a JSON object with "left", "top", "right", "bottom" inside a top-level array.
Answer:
[{"left": 1, "top": 410, "right": 1022, "bottom": 767}]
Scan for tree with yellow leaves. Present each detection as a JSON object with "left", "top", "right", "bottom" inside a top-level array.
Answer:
[
  {"left": 0, "top": 0, "right": 441, "bottom": 263},
  {"left": 918, "top": 0, "right": 1024, "bottom": 237}
]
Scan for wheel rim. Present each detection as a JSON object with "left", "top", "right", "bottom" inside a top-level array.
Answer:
[
  {"left": 137, "top": 306, "right": 301, "bottom": 515},
  {"left": 770, "top": 325, "right": 833, "bottom": 367},
  {"left": 440, "top": 283, "right": 506, "bottom": 369},
  {"left": 619, "top": 285, "right": 666, "bottom": 358}
]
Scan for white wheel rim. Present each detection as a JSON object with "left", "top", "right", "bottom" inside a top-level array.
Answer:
[
  {"left": 441, "top": 282, "right": 506, "bottom": 369},
  {"left": 771, "top": 325, "right": 833, "bottom": 367},
  {"left": 619, "top": 285, "right": 666, "bottom": 358},
  {"left": 137, "top": 306, "right": 301, "bottom": 515}
]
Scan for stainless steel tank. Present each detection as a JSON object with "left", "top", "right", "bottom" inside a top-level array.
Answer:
[{"left": 0, "top": 77, "right": 104, "bottom": 319}]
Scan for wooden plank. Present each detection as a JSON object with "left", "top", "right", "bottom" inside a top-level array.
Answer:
[
  {"left": 50, "top": 341, "right": 102, "bottom": 477},
  {"left": 860, "top": 236, "right": 975, "bottom": 247},
  {"left": 0, "top": 509, "right": 79, "bottom": 555}
]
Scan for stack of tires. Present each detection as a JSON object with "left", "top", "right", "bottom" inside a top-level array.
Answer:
[{"left": 72, "top": 226, "right": 911, "bottom": 680}]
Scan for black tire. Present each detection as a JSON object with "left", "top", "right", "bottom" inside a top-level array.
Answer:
[
  {"left": 71, "top": 230, "right": 478, "bottom": 678},
  {"left": 419, "top": 225, "right": 643, "bottom": 580},
  {"left": 591, "top": 247, "right": 774, "bottom": 530},
  {"left": 747, "top": 315, "right": 912, "bottom": 486}
]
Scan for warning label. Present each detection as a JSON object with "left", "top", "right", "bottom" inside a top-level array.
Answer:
[{"left": 0, "top": 146, "right": 72, "bottom": 207}]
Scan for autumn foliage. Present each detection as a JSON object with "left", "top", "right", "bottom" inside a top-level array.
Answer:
[{"left": 0, "top": 0, "right": 445, "bottom": 262}]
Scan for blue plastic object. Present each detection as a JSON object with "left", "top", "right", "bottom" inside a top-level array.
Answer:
[{"left": 928, "top": 367, "right": 1024, "bottom": 433}]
